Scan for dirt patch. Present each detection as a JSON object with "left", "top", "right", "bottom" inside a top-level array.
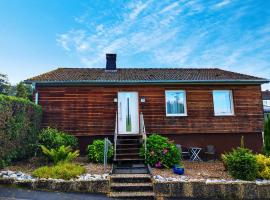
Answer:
[{"left": 152, "top": 161, "right": 232, "bottom": 180}]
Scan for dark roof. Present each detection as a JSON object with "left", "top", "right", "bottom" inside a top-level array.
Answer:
[
  {"left": 262, "top": 90, "right": 270, "bottom": 100},
  {"left": 25, "top": 68, "right": 269, "bottom": 85}
]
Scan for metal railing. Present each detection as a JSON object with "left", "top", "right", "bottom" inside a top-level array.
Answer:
[
  {"left": 114, "top": 111, "right": 118, "bottom": 160},
  {"left": 104, "top": 137, "right": 112, "bottom": 173},
  {"left": 140, "top": 112, "right": 147, "bottom": 160}
]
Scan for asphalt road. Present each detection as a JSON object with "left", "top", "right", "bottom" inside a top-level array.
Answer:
[{"left": 0, "top": 185, "right": 111, "bottom": 200}]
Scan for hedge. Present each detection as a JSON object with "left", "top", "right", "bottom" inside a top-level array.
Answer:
[{"left": 0, "top": 94, "right": 42, "bottom": 168}]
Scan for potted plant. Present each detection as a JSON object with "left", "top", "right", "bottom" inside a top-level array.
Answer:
[{"left": 173, "top": 164, "right": 184, "bottom": 175}]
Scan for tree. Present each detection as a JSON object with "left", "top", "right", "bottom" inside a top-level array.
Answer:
[
  {"left": 16, "top": 82, "right": 32, "bottom": 100},
  {"left": 0, "top": 73, "right": 10, "bottom": 95},
  {"left": 264, "top": 114, "right": 270, "bottom": 156}
]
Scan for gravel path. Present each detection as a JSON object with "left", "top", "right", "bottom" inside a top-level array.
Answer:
[{"left": 0, "top": 185, "right": 110, "bottom": 200}]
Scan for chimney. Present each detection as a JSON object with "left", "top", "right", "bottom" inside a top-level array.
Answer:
[{"left": 106, "top": 53, "right": 117, "bottom": 71}]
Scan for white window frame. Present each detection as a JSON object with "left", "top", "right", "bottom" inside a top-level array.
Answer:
[
  {"left": 212, "top": 90, "right": 234, "bottom": 116},
  {"left": 165, "top": 90, "right": 187, "bottom": 117}
]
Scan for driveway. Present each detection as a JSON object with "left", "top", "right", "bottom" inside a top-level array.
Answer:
[{"left": 0, "top": 185, "right": 111, "bottom": 200}]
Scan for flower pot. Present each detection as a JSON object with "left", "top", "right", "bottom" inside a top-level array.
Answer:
[{"left": 173, "top": 165, "right": 184, "bottom": 175}]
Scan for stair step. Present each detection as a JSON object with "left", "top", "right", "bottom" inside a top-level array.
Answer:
[
  {"left": 110, "top": 183, "right": 153, "bottom": 192},
  {"left": 115, "top": 158, "right": 144, "bottom": 161},
  {"left": 111, "top": 174, "right": 152, "bottom": 183},
  {"left": 115, "top": 164, "right": 146, "bottom": 168},
  {"left": 109, "top": 191, "right": 155, "bottom": 198},
  {"left": 111, "top": 183, "right": 152, "bottom": 187},
  {"left": 113, "top": 168, "right": 149, "bottom": 174}
]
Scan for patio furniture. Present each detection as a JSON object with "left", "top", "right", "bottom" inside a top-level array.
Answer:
[
  {"left": 176, "top": 144, "right": 190, "bottom": 160},
  {"left": 189, "top": 147, "right": 202, "bottom": 161},
  {"left": 204, "top": 145, "right": 216, "bottom": 161}
]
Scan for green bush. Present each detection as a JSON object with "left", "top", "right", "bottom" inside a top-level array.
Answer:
[
  {"left": 41, "top": 145, "right": 79, "bottom": 165},
  {"left": 39, "top": 127, "right": 78, "bottom": 150},
  {"left": 264, "top": 115, "right": 270, "bottom": 156},
  {"left": 256, "top": 154, "right": 270, "bottom": 179},
  {"left": 140, "top": 134, "right": 181, "bottom": 168},
  {"left": 32, "top": 163, "right": 86, "bottom": 180},
  {"left": 0, "top": 95, "right": 42, "bottom": 168},
  {"left": 222, "top": 147, "right": 258, "bottom": 181},
  {"left": 87, "top": 139, "right": 113, "bottom": 163}
]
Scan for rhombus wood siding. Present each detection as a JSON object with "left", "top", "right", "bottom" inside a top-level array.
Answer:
[{"left": 36, "top": 84, "right": 264, "bottom": 136}]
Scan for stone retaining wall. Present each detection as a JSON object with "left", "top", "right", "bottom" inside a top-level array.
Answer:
[
  {"left": 154, "top": 180, "right": 270, "bottom": 200},
  {"left": 0, "top": 178, "right": 109, "bottom": 194},
  {"left": 2, "top": 177, "right": 270, "bottom": 199}
]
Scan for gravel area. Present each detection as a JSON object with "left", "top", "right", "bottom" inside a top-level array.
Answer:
[
  {"left": 152, "top": 161, "right": 232, "bottom": 180},
  {"left": 2, "top": 156, "right": 111, "bottom": 175}
]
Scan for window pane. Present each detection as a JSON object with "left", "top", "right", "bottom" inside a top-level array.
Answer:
[
  {"left": 166, "top": 91, "right": 185, "bottom": 115},
  {"left": 213, "top": 91, "right": 233, "bottom": 115}
]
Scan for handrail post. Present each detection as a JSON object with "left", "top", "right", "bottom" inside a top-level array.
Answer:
[
  {"left": 140, "top": 112, "right": 147, "bottom": 160},
  {"left": 114, "top": 111, "right": 118, "bottom": 160}
]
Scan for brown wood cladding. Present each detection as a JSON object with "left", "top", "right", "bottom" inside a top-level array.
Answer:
[{"left": 36, "top": 84, "right": 264, "bottom": 136}]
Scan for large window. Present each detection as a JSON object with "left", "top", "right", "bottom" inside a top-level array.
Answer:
[
  {"left": 213, "top": 90, "right": 234, "bottom": 116},
  {"left": 165, "top": 90, "right": 187, "bottom": 116}
]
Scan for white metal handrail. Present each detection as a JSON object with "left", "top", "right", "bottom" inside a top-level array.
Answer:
[
  {"left": 114, "top": 111, "right": 118, "bottom": 160},
  {"left": 140, "top": 112, "right": 147, "bottom": 160}
]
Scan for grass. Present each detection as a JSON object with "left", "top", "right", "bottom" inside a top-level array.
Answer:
[{"left": 32, "top": 162, "right": 86, "bottom": 180}]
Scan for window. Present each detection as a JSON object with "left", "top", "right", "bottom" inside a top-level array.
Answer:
[
  {"left": 263, "top": 100, "right": 270, "bottom": 107},
  {"left": 213, "top": 90, "right": 234, "bottom": 116},
  {"left": 165, "top": 90, "right": 187, "bottom": 116}
]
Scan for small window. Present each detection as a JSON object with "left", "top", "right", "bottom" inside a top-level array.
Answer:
[
  {"left": 213, "top": 90, "right": 234, "bottom": 116},
  {"left": 165, "top": 90, "right": 187, "bottom": 116}
]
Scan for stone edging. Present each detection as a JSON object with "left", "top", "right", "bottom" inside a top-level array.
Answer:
[
  {"left": 0, "top": 178, "right": 109, "bottom": 194},
  {"left": 154, "top": 180, "right": 270, "bottom": 200},
  {"left": 2, "top": 177, "right": 270, "bottom": 199}
]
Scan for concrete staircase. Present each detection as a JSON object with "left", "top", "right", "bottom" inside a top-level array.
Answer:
[{"left": 109, "top": 134, "right": 154, "bottom": 199}]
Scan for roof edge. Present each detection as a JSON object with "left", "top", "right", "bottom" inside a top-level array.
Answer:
[{"left": 24, "top": 79, "right": 270, "bottom": 85}]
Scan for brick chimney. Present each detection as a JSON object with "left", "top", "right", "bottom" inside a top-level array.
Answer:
[{"left": 106, "top": 53, "right": 117, "bottom": 71}]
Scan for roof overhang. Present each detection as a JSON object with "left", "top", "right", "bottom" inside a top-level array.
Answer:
[{"left": 25, "top": 79, "right": 270, "bottom": 86}]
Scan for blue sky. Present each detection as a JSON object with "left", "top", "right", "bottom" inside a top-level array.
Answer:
[{"left": 0, "top": 0, "right": 269, "bottom": 89}]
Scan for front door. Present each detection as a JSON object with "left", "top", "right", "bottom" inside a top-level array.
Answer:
[{"left": 118, "top": 92, "right": 139, "bottom": 134}]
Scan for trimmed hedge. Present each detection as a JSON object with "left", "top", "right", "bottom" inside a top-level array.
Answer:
[{"left": 0, "top": 94, "right": 42, "bottom": 168}]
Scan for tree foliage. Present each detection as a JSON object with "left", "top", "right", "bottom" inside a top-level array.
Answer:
[
  {"left": 0, "top": 73, "right": 10, "bottom": 95},
  {"left": 264, "top": 115, "right": 270, "bottom": 156},
  {"left": 16, "top": 82, "right": 31, "bottom": 99}
]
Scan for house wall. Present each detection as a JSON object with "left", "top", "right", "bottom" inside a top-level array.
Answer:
[{"left": 36, "top": 84, "right": 264, "bottom": 154}]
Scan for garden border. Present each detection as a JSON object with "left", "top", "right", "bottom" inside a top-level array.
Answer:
[{"left": 1, "top": 177, "right": 270, "bottom": 199}]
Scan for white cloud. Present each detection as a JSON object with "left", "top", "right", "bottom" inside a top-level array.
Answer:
[
  {"left": 56, "top": 0, "right": 270, "bottom": 90},
  {"left": 212, "top": 0, "right": 231, "bottom": 9}
]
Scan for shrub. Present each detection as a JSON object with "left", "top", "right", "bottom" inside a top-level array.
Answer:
[
  {"left": 140, "top": 134, "right": 181, "bottom": 168},
  {"left": 0, "top": 95, "right": 42, "bottom": 168},
  {"left": 87, "top": 139, "right": 113, "bottom": 163},
  {"left": 39, "top": 127, "right": 78, "bottom": 150},
  {"left": 222, "top": 147, "right": 258, "bottom": 181},
  {"left": 32, "top": 163, "right": 86, "bottom": 180},
  {"left": 264, "top": 115, "right": 270, "bottom": 156},
  {"left": 41, "top": 145, "right": 79, "bottom": 165},
  {"left": 256, "top": 154, "right": 270, "bottom": 179}
]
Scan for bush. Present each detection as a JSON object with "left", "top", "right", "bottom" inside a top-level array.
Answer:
[
  {"left": 41, "top": 145, "right": 79, "bottom": 165},
  {"left": 140, "top": 134, "right": 181, "bottom": 168},
  {"left": 222, "top": 147, "right": 258, "bottom": 181},
  {"left": 256, "top": 154, "right": 270, "bottom": 179},
  {"left": 0, "top": 95, "right": 42, "bottom": 168},
  {"left": 87, "top": 139, "right": 113, "bottom": 163},
  {"left": 264, "top": 115, "right": 270, "bottom": 156},
  {"left": 32, "top": 163, "right": 86, "bottom": 180},
  {"left": 39, "top": 127, "right": 78, "bottom": 150}
]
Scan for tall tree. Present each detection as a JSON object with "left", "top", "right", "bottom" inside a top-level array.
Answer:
[
  {"left": 16, "top": 82, "right": 32, "bottom": 100},
  {"left": 264, "top": 114, "right": 270, "bottom": 155},
  {"left": 0, "top": 73, "right": 10, "bottom": 95}
]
